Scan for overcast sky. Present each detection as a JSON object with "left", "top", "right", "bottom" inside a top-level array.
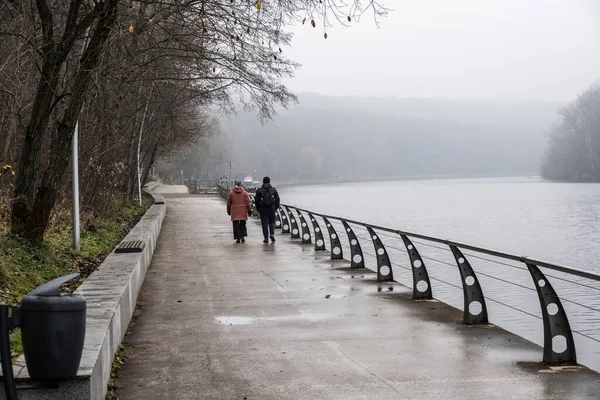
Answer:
[{"left": 283, "top": 0, "right": 600, "bottom": 102}]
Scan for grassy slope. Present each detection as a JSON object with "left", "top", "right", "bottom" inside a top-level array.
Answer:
[{"left": 0, "top": 196, "right": 153, "bottom": 356}]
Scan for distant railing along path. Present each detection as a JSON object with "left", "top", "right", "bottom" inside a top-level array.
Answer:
[{"left": 216, "top": 184, "right": 600, "bottom": 368}]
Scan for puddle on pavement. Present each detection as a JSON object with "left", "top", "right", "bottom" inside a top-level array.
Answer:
[
  {"left": 309, "top": 284, "right": 356, "bottom": 293},
  {"left": 307, "top": 280, "right": 378, "bottom": 296},
  {"left": 215, "top": 316, "right": 255, "bottom": 325},
  {"left": 215, "top": 313, "right": 335, "bottom": 325}
]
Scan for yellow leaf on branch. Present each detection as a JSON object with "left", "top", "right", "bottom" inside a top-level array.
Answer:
[
  {"left": 302, "top": 17, "right": 306, "bottom": 25},
  {"left": 128, "top": 25, "right": 134, "bottom": 33},
  {"left": 253, "top": 0, "right": 261, "bottom": 10}
]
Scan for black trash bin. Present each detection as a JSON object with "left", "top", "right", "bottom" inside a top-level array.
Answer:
[{"left": 20, "top": 273, "right": 86, "bottom": 381}]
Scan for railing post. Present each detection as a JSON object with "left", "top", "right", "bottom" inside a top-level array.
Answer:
[
  {"left": 251, "top": 198, "right": 258, "bottom": 217},
  {"left": 308, "top": 212, "right": 326, "bottom": 251},
  {"left": 275, "top": 208, "right": 282, "bottom": 229},
  {"left": 400, "top": 234, "right": 432, "bottom": 300},
  {"left": 287, "top": 206, "right": 301, "bottom": 239},
  {"left": 249, "top": 196, "right": 256, "bottom": 217},
  {"left": 342, "top": 220, "right": 364, "bottom": 268},
  {"left": 322, "top": 217, "right": 343, "bottom": 259},
  {"left": 366, "top": 227, "right": 393, "bottom": 282},
  {"left": 449, "top": 245, "right": 488, "bottom": 324},
  {"left": 295, "top": 209, "right": 312, "bottom": 244},
  {"left": 526, "top": 263, "right": 577, "bottom": 365},
  {"left": 280, "top": 207, "right": 291, "bottom": 234}
]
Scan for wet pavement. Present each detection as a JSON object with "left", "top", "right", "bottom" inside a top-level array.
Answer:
[{"left": 115, "top": 193, "right": 600, "bottom": 399}]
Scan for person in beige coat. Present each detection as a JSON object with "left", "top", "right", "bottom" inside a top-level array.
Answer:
[{"left": 227, "top": 181, "right": 252, "bottom": 243}]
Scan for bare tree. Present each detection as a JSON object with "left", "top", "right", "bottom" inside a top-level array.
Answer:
[
  {"left": 2, "top": 0, "right": 388, "bottom": 239},
  {"left": 542, "top": 84, "right": 600, "bottom": 181}
]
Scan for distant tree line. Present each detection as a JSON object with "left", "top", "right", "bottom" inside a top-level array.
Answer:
[
  {"left": 199, "top": 99, "right": 544, "bottom": 182},
  {"left": 0, "top": 0, "right": 386, "bottom": 240},
  {"left": 542, "top": 84, "right": 600, "bottom": 182}
]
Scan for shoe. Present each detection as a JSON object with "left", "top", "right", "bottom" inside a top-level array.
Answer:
[
  {"left": 236, "top": 239, "right": 240, "bottom": 243},
  {"left": 241, "top": 238, "right": 245, "bottom": 243},
  {"left": 270, "top": 235, "right": 276, "bottom": 242},
  {"left": 263, "top": 237, "right": 269, "bottom": 243}
]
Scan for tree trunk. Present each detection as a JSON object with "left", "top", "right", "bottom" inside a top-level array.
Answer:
[
  {"left": 125, "top": 82, "right": 145, "bottom": 200},
  {"left": 11, "top": 50, "right": 66, "bottom": 234},
  {"left": 142, "top": 143, "right": 159, "bottom": 189},
  {"left": 23, "top": 0, "right": 119, "bottom": 240},
  {"left": 1, "top": 113, "right": 16, "bottom": 163},
  {"left": 10, "top": 0, "right": 104, "bottom": 235}
]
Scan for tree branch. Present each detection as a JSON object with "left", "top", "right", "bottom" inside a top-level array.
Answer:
[{"left": 35, "top": 0, "right": 54, "bottom": 56}]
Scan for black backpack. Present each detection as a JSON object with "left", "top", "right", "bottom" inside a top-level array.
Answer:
[{"left": 260, "top": 188, "right": 276, "bottom": 207}]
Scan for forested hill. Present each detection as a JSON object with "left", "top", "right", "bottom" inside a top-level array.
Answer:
[
  {"left": 541, "top": 84, "right": 600, "bottom": 182},
  {"left": 296, "top": 94, "right": 559, "bottom": 130},
  {"left": 215, "top": 94, "right": 561, "bottom": 181}
]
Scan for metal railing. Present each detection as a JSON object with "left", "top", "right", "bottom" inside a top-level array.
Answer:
[
  {"left": 216, "top": 184, "right": 600, "bottom": 367},
  {"left": 185, "top": 179, "right": 221, "bottom": 194}
]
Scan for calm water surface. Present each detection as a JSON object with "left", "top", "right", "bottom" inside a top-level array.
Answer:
[
  {"left": 278, "top": 177, "right": 600, "bottom": 371},
  {"left": 279, "top": 177, "right": 600, "bottom": 269}
]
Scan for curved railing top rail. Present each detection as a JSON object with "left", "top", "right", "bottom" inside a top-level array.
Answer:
[
  {"left": 284, "top": 204, "right": 600, "bottom": 282},
  {"left": 221, "top": 183, "right": 599, "bottom": 282}
]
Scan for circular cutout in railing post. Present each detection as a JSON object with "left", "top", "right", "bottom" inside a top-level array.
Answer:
[
  {"left": 469, "top": 301, "right": 483, "bottom": 316},
  {"left": 552, "top": 335, "right": 568, "bottom": 354},
  {"left": 366, "top": 226, "right": 393, "bottom": 282},
  {"left": 416, "top": 280, "right": 429, "bottom": 293},
  {"left": 322, "top": 217, "right": 343, "bottom": 260},
  {"left": 449, "top": 245, "right": 488, "bottom": 325},
  {"left": 526, "top": 263, "right": 577, "bottom": 365}
]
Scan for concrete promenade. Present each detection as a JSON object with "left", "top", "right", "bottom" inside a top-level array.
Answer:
[{"left": 115, "top": 191, "right": 600, "bottom": 399}]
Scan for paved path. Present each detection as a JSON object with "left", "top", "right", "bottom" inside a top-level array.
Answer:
[
  {"left": 116, "top": 193, "right": 600, "bottom": 399},
  {"left": 145, "top": 181, "right": 189, "bottom": 194}
]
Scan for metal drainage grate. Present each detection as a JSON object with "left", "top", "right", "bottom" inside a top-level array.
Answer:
[{"left": 115, "top": 241, "right": 145, "bottom": 253}]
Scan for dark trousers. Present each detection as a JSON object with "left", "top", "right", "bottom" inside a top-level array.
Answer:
[
  {"left": 259, "top": 208, "right": 275, "bottom": 238},
  {"left": 232, "top": 220, "right": 247, "bottom": 240}
]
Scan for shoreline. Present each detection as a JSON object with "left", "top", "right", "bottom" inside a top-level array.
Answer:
[{"left": 275, "top": 173, "right": 541, "bottom": 187}]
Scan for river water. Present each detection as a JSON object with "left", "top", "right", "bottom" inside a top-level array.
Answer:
[{"left": 278, "top": 177, "right": 600, "bottom": 371}]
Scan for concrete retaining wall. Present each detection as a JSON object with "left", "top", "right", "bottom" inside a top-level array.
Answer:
[{"left": 1, "top": 194, "right": 166, "bottom": 400}]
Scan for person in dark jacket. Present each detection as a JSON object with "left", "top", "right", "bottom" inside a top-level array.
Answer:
[
  {"left": 227, "top": 181, "right": 252, "bottom": 243},
  {"left": 254, "top": 176, "right": 280, "bottom": 243}
]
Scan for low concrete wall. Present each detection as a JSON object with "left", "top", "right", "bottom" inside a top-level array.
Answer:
[{"left": 1, "top": 194, "right": 166, "bottom": 400}]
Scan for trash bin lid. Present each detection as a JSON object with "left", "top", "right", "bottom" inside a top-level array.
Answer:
[
  {"left": 21, "top": 294, "right": 86, "bottom": 312},
  {"left": 28, "top": 273, "right": 80, "bottom": 296},
  {"left": 20, "top": 273, "right": 86, "bottom": 311}
]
